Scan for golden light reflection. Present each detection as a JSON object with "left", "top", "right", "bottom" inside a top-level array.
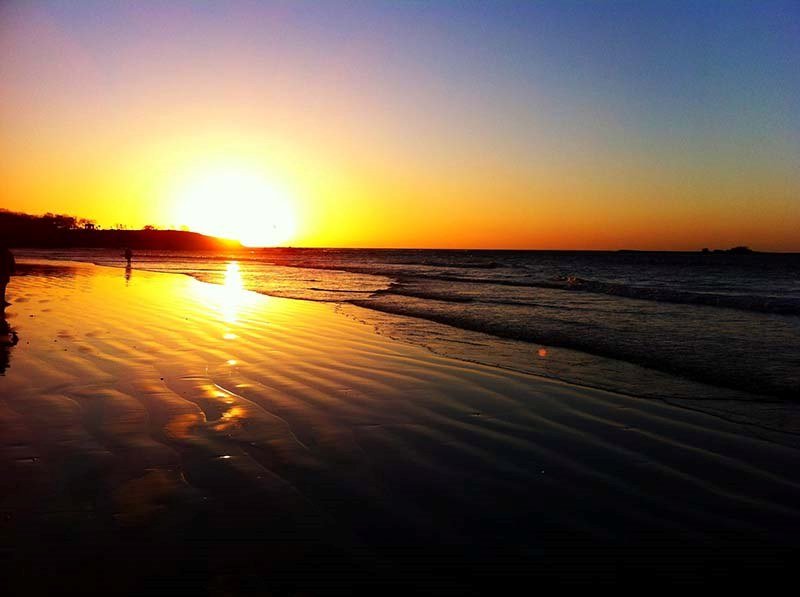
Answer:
[
  {"left": 221, "top": 261, "right": 244, "bottom": 323},
  {"left": 216, "top": 261, "right": 259, "bottom": 327},
  {"left": 214, "top": 405, "right": 246, "bottom": 431},
  {"left": 225, "top": 260, "right": 243, "bottom": 288},
  {"left": 207, "top": 387, "right": 235, "bottom": 405},
  {"left": 187, "top": 260, "right": 261, "bottom": 338},
  {"left": 164, "top": 412, "right": 204, "bottom": 440}
]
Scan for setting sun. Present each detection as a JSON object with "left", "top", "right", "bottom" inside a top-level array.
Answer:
[{"left": 171, "top": 166, "right": 297, "bottom": 247}]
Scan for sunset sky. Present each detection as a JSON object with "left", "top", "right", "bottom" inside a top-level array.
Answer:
[{"left": 1, "top": 1, "right": 798, "bottom": 249}]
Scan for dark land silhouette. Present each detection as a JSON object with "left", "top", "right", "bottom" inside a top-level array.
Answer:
[
  {"left": 1, "top": 245, "right": 14, "bottom": 308},
  {"left": 0, "top": 209, "right": 241, "bottom": 250},
  {"left": 0, "top": 312, "right": 18, "bottom": 375}
]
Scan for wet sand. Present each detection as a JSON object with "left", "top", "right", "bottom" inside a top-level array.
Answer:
[{"left": 1, "top": 259, "right": 798, "bottom": 592}]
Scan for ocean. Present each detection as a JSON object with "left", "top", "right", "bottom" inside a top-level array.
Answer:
[{"left": 18, "top": 247, "right": 800, "bottom": 408}]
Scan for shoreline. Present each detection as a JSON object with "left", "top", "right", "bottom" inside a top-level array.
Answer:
[
  {"left": 2, "top": 259, "right": 799, "bottom": 589},
  {"left": 336, "top": 303, "right": 800, "bottom": 444},
  {"left": 15, "top": 249, "right": 800, "bottom": 402},
  {"left": 16, "top": 251, "right": 799, "bottom": 442}
]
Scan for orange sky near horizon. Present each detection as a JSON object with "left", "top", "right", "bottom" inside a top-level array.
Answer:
[{"left": 1, "top": 2, "right": 798, "bottom": 251}]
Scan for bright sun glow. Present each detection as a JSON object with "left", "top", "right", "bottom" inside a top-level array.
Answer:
[{"left": 172, "top": 166, "right": 297, "bottom": 247}]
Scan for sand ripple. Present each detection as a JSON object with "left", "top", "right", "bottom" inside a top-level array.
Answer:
[{"left": 2, "top": 260, "right": 799, "bottom": 590}]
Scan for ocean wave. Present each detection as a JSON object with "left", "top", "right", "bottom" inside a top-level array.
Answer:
[
  {"left": 38, "top": 247, "right": 800, "bottom": 315},
  {"left": 19, "top": 248, "right": 800, "bottom": 405},
  {"left": 290, "top": 267, "right": 800, "bottom": 316},
  {"left": 350, "top": 296, "right": 800, "bottom": 401},
  {"left": 555, "top": 276, "right": 800, "bottom": 315},
  {"left": 385, "top": 258, "right": 504, "bottom": 269},
  {"left": 373, "top": 273, "right": 800, "bottom": 315}
]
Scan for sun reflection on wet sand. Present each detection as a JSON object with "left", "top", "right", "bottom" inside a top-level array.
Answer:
[
  {"left": 221, "top": 261, "right": 245, "bottom": 323},
  {"left": 189, "top": 260, "right": 262, "bottom": 344},
  {"left": 164, "top": 412, "right": 205, "bottom": 440},
  {"left": 214, "top": 405, "right": 246, "bottom": 431}
]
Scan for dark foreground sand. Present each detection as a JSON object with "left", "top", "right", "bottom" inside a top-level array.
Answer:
[{"left": 1, "top": 260, "right": 798, "bottom": 593}]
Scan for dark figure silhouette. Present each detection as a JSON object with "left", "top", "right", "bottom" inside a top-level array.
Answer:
[
  {"left": 124, "top": 247, "right": 133, "bottom": 266},
  {"left": 0, "top": 245, "right": 15, "bottom": 309},
  {"left": 0, "top": 312, "right": 18, "bottom": 375}
]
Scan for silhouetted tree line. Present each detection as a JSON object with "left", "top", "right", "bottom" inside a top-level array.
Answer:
[{"left": 0, "top": 209, "right": 240, "bottom": 250}]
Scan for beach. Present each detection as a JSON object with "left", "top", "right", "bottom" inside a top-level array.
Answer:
[{"left": 2, "top": 259, "right": 799, "bottom": 592}]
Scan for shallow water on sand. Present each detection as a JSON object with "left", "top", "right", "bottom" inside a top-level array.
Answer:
[
  {"left": 1, "top": 261, "right": 799, "bottom": 591},
  {"left": 21, "top": 248, "right": 800, "bottom": 406}
]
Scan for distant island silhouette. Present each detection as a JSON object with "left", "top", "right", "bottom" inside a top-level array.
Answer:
[
  {"left": 615, "top": 246, "right": 759, "bottom": 255},
  {"left": 700, "top": 246, "right": 756, "bottom": 254},
  {"left": 0, "top": 209, "right": 241, "bottom": 250}
]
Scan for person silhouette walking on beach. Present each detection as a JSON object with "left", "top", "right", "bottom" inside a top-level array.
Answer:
[
  {"left": 124, "top": 247, "right": 133, "bottom": 266},
  {"left": 0, "top": 245, "right": 15, "bottom": 309}
]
